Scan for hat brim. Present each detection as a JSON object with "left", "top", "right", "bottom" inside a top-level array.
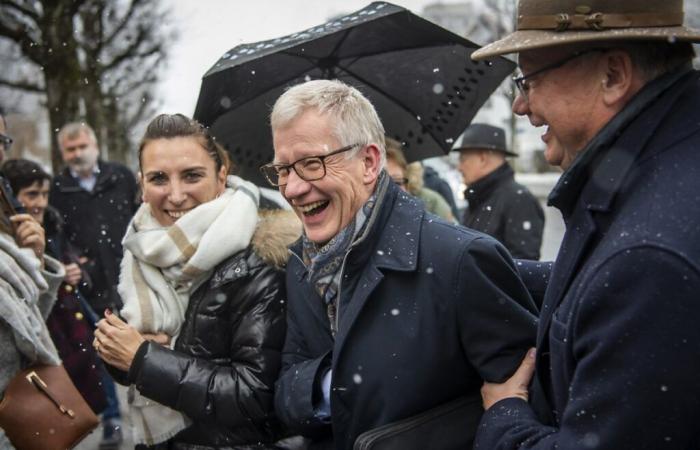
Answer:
[
  {"left": 472, "top": 26, "right": 700, "bottom": 60},
  {"left": 452, "top": 147, "right": 519, "bottom": 157}
]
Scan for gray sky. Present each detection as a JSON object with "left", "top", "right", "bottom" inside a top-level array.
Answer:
[{"left": 159, "top": 0, "right": 463, "bottom": 115}]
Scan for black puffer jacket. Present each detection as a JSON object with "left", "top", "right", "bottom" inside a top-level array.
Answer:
[{"left": 122, "top": 210, "right": 301, "bottom": 449}]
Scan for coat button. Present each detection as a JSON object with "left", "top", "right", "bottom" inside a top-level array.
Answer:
[
  {"left": 75, "top": 312, "right": 84, "bottom": 320},
  {"left": 65, "top": 285, "right": 73, "bottom": 293}
]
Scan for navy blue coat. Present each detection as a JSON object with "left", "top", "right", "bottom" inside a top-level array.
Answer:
[
  {"left": 275, "top": 180, "right": 538, "bottom": 450},
  {"left": 475, "top": 69, "right": 700, "bottom": 449}
]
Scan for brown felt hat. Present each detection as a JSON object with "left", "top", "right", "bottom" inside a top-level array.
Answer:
[{"left": 472, "top": 0, "right": 700, "bottom": 60}]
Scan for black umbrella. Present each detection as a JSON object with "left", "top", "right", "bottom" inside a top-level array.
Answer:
[{"left": 194, "top": 1, "right": 514, "bottom": 186}]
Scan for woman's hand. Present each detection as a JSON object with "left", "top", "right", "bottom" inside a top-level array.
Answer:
[
  {"left": 93, "top": 310, "right": 145, "bottom": 371},
  {"left": 63, "top": 262, "right": 82, "bottom": 286},
  {"left": 10, "top": 214, "right": 45, "bottom": 261}
]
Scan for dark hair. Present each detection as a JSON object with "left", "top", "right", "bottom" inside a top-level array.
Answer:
[
  {"left": 2, "top": 158, "right": 51, "bottom": 194},
  {"left": 138, "top": 113, "right": 231, "bottom": 173}
]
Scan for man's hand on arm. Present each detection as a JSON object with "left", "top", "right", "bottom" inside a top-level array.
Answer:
[{"left": 481, "top": 348, "right": 536, "bottom": 410}]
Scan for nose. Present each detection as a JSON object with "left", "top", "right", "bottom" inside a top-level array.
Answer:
[
  {"left": 282, "top": 168, "right": 311, "bottom": 203},
  {"left": 512, "top": 92, "right": 529, "bottom": 116},
  {"left": 37, "top": 193, "right": 49, "bottom": 209},
  {"left": 168, "top": 180, "right": 187, "bottom": 205}
]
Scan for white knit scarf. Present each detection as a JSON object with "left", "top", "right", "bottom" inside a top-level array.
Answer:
[{"left": 119, "top": 175, "right": 259, "bottom": 446}]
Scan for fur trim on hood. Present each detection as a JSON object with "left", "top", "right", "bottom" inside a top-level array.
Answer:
[{"left": 252, "top": 209, "right": 302, "bottom": 269}]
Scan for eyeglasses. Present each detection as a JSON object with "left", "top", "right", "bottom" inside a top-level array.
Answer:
[
  {"left": 513, "top": 49, "right": 604, "bottom": 101},
  {"left": 260, "top": 143, "right": 360, "bottom": 187},
  {"left": 0, "top": 133, "right": 13, "bottom": 152},
  {"left": 392, "top": 177, "right": 408, "bottom": 187}
]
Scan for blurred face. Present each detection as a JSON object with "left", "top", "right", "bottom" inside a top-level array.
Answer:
[
  {"left": 17, "top": 180, "right": 50, "bottom": 224},
  {"left": 458, "top": 150, "right": 483, "bottom": 185},
  {"left": 273, "top": 109, "right": 381, "bottom": 245},
  {"left": 385, "top": 158, "right": 408, "bottom": 192},
  {"left": 60, "top": 131, "right": 100, "bottom": 176},
  {"left": 513, "top": 47, "right": 605, "bottom": 170},
  {"left": 140, "top": 136, "right": 226, "bottom": 227}
]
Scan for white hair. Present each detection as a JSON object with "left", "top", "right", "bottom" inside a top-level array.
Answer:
[
  {"left": 57, "top": 122, "right": 97, "bottom": 150},
  {"left": 270, "top": 79, "right": 386, "bottom": 168}
]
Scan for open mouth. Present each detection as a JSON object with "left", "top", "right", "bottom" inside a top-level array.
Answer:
[
  {"left": 297, "top": 200, "right": 329, "bottom": 216},
  {"left": 167, "top": 208, "right": 193, "bottom": 220}
]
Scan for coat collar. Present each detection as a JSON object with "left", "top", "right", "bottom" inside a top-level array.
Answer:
[
  {"left": 464, "top": 162, "right": 514, "bottom": 208},
  {"left": 288, "top": 173, "right": 423, "bottom": 275},
  {"left": 57, "top": 160, "right": 116, "bottom": 193},
  {"left": 535, "top": 67, "right": 700, "bottom": 415},
  {"left": 548, "top": 65, "right": 696, "bottom": 220}
]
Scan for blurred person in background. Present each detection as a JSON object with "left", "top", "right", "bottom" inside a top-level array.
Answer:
[
  {"left": 385, "top": 137, "right": 456, "bottom": 222},
  {"left": 453, "top": 123, "right": 544, "bottom": 259},
  {"left": 4, "top": 158, "right": 108, "bottom": 418}
]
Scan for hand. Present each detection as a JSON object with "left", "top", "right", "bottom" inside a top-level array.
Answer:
[
  {"left": 481, "top": 348, "right": 536, "bottom": 410},
  {"left": 93, "top": 310, "right": 145, "bottom": 371},
  {"left": 10, "top": 214, "right": 45, "bottom": 261},
  {"left": 63, "top": 262, "right": 82, "bottom": 285}
]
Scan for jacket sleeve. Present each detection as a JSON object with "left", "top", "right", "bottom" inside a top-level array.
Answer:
[
  {"left": 129, "top": 266, "right": 286, "bottom": 427},
  {"left": 274, "top": 271, "right": 333, "bottom": 437},
  {"left": 475, "top": 246, "right": 700, "bottom": 449},
  {"left": 457, "top": 237, "right": 538, "bottom": 382},
  {"left": 501, "top": 194, "right": 545, "bottom": 260}
]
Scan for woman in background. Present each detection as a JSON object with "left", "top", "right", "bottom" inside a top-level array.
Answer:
[
  {"left": 94, "top": 114, "right": 300, "bottom": 449},
  {"left": 0, "top": 181, "right": 65, "bottom": 449},
  {"left": 3, "top": 158, "right": 108, "bottom": 415}
]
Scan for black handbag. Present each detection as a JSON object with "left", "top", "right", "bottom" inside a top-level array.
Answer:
[{"left": 353, "top": 394, "right": 482, "bottom": 450}]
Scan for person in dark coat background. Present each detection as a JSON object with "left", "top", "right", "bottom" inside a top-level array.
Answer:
[
  {"left": 454, "top": 123, "right": 544, "bottom": 259},
  {"left": 264, "top": 79, "right": 538, "bottom": 450},
  {"left": 421, "top": 164, "right": 459, "bottom": 218},
  {"left": 50, "top": 122, "right": 139, "bottom": 314},
  {"left": 471, "top": 0, "right": 700, "bottom": 448}
]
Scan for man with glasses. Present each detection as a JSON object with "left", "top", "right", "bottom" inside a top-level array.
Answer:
[
  {"left": 0, "top": 110, "right": 12, "bottom": 164},
  {"left": 265, "top": 79, "right": 537, "bottom": 450},
  {"left": 471, "top": 0, "right": 700, "bottom": 448}
]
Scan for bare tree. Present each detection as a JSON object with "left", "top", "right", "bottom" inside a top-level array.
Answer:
[{"left": 0, "top": 0, "right": 173, "bottom": 171}]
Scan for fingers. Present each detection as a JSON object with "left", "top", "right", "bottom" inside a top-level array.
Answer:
[
  {"left": 11, "top": 214, "right": 45, "bottom": 258},
  {"left": 104, "top": 309, "right": 128, "bottom": 328},
  {"left": 512, "top": 348, "right": 536, "bottom": 389}
]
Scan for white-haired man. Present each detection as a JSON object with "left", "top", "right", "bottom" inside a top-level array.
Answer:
[
  {"left": 264, "top": 79, "right": 538, "bottom": 450},
  {"left": 471, "top": 0, "right": 700, "bottom": 448}
]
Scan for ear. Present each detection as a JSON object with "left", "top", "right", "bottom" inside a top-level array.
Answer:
[
  {"left": 217, "top": 165, "right": 227, "bottom": 192},
  {"left": 600, "top": 50, "right": 636, "bottom": 107},
  {"left": 361, "top": 144, "right": 382, "bottom": 185}
]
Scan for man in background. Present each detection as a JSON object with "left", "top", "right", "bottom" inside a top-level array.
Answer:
[
  {"left": 454, "top": 123, "right": 544, "bottom": 259},
  {"left": 50, "top": 121, "right": 137, "bottom": 449}
]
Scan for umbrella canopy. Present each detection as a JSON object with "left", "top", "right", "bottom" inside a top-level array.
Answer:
[{"left": 194, "top": 1, "right": 514, "bottom": 186}]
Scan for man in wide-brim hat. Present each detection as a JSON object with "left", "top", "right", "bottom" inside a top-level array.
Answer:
[
  {"left": 472, "top": 0, "right": 700, "bottom": 449},
  {"left": 452, "top": 123, "right": 544, "bottom": 260}
]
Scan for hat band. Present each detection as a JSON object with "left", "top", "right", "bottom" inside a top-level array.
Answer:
[{"left": 518, "top": 12, "right": 684, "bottom": 32}]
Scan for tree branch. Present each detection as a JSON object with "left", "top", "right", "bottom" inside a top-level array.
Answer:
[
  {"left": 0, "top": 76, "right": 44, "bottom": 92},
  {"left": 104, "top": 0, "right": 145, "bottom": 46},
  {"left": 0, "top": 1, "right": 40, "bottom": 22}
]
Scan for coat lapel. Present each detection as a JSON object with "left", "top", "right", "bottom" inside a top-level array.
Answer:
[{"left": 333, "top": 187, "right": 423, "bottom": 361}]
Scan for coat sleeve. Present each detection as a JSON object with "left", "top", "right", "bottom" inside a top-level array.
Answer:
[
  {"left": 475, "top": 246, "right": 700, "bottom": 449},
  {"left": 457, "top": 237, "right": 538, "bottom": 382},
  {"left": 129, "top": 266, "right": 286, "bottom": 427},
  {"left": 274, "top": 271, "right": 333, "bottom": 437},
  {"left": 501, "top": 193, "right": 545, "bottom": 260}
]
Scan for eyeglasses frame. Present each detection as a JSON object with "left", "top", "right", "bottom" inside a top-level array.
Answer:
[
  {"left": 0, "top": 133, "right": 13, "bottom": 151},
  {"left": 513, "top": 48, "right": 606, "bottom": 101},
  {"left": 260, "top": 143, "right": 361, "bottom": 187}
]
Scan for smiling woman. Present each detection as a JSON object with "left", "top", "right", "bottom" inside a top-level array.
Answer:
[{"left": 94, "top": 114, "right": 302, "bottom": 449}]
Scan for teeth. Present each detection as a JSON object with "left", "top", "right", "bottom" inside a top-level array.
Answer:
[
  {"left": 297, "top": 201, "right": 327, "bottom": 213},
  {"left": 167, "top": 209, "right": 192, "bottom": 219}
]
